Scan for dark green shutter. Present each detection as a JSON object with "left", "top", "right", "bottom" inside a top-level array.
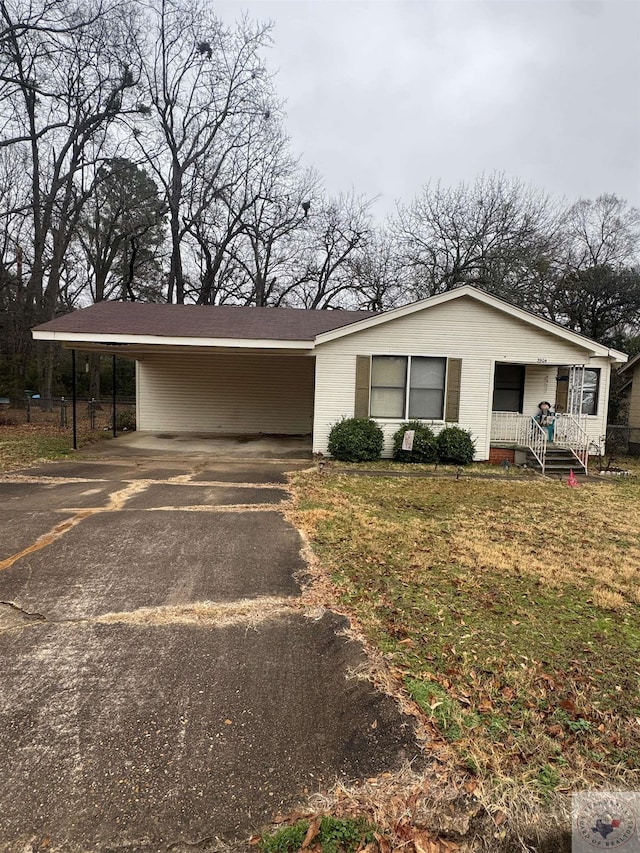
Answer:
[
  {"left": 444, "top": 358, "right": 462, "bottom": 422},
  {"left": 354, "top": 355, "right": 371, "bottom": 418}
]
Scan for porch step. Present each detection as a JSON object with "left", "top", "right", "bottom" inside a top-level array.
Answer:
[{"left": 526, "top": 447, "right": 587, "bottom": 475}]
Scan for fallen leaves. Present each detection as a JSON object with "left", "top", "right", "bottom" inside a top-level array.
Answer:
[
  {"left": 285, "top": 468, "right": 640, "bottom": 851},
  {"left": 300, "top": 817, "right": 321, "bottom": 849}
]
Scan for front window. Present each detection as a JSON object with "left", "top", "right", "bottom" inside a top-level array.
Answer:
[
  {"left": 370, "top": 356, "right": 446, "bottom": 419},
  {"left": 581, "top": 368, "right": 600, "bottom": 415}
]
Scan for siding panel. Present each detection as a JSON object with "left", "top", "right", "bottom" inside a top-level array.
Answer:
[
  {"left": 313, "top": 297, "right": 612, "bottom": 458},
  {"left": 138, "top": 352, "right": 314, "bottom": 434},
  {"left": 629, "top": 365, "right": 640, "bottom": 429}
]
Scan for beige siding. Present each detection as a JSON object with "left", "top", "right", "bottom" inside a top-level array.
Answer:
[
  {"left": 313, "top": 296, "right": 612, "bottom": 458},
  {"left": 628, "top": 365, "right": 640, "bottom": 429},
  {"left": 137, "top": 352, "right": 314, "bottom": 434},
  {"left": 522, "top": 366, "right": 557, "bottom": 415}
]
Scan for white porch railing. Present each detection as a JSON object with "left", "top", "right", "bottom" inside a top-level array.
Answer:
[
  {"left": 554, "top": 413, "right": 590, "bottom": 472},
  {"left": 520, "top": 416, "right": 548, "bottom": 473},
  {"left": 490, "top": 412, "right": 590, "bottom": 474},
  {"left": 491, "top": 412, "right": 523, "bottom": 442}
]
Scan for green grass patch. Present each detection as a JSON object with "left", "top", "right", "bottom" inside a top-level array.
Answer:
[
  {"left": 259, "top": 817, "right": 376, "bottom": 853},
  {"left": 290, "top": 471, "right": 640, "bottom": 805}
]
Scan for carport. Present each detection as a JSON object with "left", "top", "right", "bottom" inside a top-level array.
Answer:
[{"left": 32, "top": 301, "right": 375, "bottom": 448}]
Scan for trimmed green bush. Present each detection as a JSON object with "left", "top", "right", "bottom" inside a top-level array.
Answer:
[
  {"left": 392, "top": 420, "right": 437, "bottom": 463},
  {"left": 436, "top": 425, "right": 475, "bottom": 464},
  {"left": 327, "top": 417, "right": 383, "bottom": 462}
]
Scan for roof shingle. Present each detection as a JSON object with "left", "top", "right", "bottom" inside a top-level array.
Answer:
[{"left": 33, "top": 301, "right": 378, "bottom": 341}]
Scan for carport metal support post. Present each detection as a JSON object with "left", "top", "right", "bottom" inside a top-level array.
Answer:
[
  {"left": 71, "top": 349, "right": 77, "bottom": 450},
  {"left": 112, "top": 354, "right": 117, "bottom": 438}
]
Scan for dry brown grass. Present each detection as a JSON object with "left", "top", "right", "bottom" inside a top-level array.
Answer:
[
  {"left": 97, "top": 596, "right": 297, "bottom": 628},
  {"left": 0, "top": 417, "right": 110, "bottom": 472},
  {"left": 283, "top": 469, "right": 640, "bottom": 852}
]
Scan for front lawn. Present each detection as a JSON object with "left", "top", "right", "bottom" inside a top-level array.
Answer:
[
  {"left": 288, "top": 469, "right": 640, "bottom": 849},
  {"left": 0, "top": 419, "right": 110, "bottom": 472},
  {"left": 0, "top": 426, "right": 75, "bottom": 471}
]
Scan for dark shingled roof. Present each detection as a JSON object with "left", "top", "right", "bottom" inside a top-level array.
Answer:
[{"left": 33, "top": 301, "right": 379, "bottom": 341}]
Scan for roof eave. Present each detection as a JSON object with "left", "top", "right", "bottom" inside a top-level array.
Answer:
[{"left": 32, "top": 330, "right": 315, "bottom": 350}]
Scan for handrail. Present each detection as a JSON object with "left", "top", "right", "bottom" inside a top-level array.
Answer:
[
  {"left": 555, "top": 413, "right": 590, "bottom": 473},
  {"left": 517, "top": 416, "right": 547, "bottom": 474}
]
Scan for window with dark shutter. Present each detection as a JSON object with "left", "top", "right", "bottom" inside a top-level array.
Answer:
[{"left": 368, "top": 355, "right": 448, "bottom": 420}]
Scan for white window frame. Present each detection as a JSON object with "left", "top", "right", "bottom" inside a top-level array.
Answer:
[
  {"left": 568, "top": 365, "right": 601, "bottom": 417},
  {"left": 581, "top": 367, "right": 600, "bottom": 416},
  {"left": 369, "top": 354, "right": 448, "bottom": 421}
]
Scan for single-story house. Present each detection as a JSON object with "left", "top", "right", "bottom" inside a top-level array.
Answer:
[{"left": 32, "top": 285, "right": 627, "bottom": 471}]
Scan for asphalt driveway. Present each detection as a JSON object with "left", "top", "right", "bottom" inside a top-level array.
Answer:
[{"left": 0, "top": 454, "right": 419, "bottom": 852}]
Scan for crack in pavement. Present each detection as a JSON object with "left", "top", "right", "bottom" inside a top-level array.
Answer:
[
  {"left": 0, "top": 595, "right": 301, "bottom": 634},
  {"left": 112, "top": 504, "right": 288, "bottom": 513},
  {"left": 0, "top": 480, "right": 148, "bottom": 572},
  {"left": 1, "top": 474, "right": 287, "bottom": 490},
  {"left": 0, "top": 600, "right": 46, "bottom": 622}
]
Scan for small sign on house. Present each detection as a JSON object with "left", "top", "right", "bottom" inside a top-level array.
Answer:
[{"left": 402, "top": 430, "right": 415, "bottom": 451}]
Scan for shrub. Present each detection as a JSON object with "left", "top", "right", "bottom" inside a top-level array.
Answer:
[
  {"left": 327, "top": 417, "right": 383, "bottom": 462},
  {"left": 392, "top": 420, "right": 437, "bottom": 463},
  {"left": 436, "top": 425, "right": 475, "bottom": 465},
  {"left": 115, "top": 409, "right": 136, "bottom": 431}
]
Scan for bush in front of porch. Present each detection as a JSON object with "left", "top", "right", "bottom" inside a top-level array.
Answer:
[{"left": 392, "top": 420, "right": 437, "bottom": 463}]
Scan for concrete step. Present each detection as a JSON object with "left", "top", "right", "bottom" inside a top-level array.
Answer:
[{"left": 526, "top": 450, "right": 586, "bottom": 475}]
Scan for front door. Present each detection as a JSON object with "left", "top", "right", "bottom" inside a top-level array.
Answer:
[{"left": 556, "top": 365, "right": 585, "bottom": 415}]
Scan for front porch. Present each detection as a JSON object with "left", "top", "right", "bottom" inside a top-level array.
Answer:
[{"left": 490, "top": 411, "right": 591, "bottom": 474}]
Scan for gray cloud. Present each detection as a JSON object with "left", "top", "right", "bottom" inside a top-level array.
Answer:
[{"left": 216, "top": 1, "right": 640, "bottom": 216}]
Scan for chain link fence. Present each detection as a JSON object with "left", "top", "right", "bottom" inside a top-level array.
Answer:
[
  {"left": 0, "top": 395, "right": 136, "bottom": 432},
  {"left": 606, "top": 425, "right": 640, "bottom": 456}
]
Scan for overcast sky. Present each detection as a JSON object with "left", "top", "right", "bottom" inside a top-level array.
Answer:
[{"left": 216, "top": 1, "right": 640, "bottom": 219}]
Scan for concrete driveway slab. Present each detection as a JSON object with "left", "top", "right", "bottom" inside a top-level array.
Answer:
[
  {"left": 0, "top": 511, "right": 70, "bottom": 561},
  {"left": 17, "top": 461, "right": 143, "bottom": 480},
  {"left": 0, "top": 510, "right": 304, "bottom": 620},
  {"left": 0, "top": 455, "right": 422, "bottom": 853},
  {"left": 83, "top": 432, "right": 313, "bottom": 459},
  {"left": 0, "top": 612, "right": 418, "bottom": 852},
  {"left": 0, "top": 479, "right": 121, "bottom": 511},
  {"left": 124, "top": 484, "right": 286, "bottom": 508},
  {"left": 119, "top": 466, "right": 197, "bottom": 480},
  {"left": 191, "top": 463, "right": 311, "bottom": 484}
]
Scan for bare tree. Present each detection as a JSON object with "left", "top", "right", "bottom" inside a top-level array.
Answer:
[
  {"left": 545, "top": 195, "right": 640, "bottom": 345},
  {"left": 562, "top": 194, "right": 640, "bottom": 272},
  {"left": 184, "top": 109, "right": 288, "bottom": 305},
  {"left": 130, "top": 0, "right": 274, "bottom": 304},
  {"left": 285, "top": 191, "right": 373, "bottom": 309},
  {"left": 348, "top": 228, "right": 406, "bottom": 311},
  {"left": 392, "top": 172, "right": 560, "bottom": 304},
  {"left": 0, "top": 0, "right": 143, "bottom": 398},
  {"left": 226, "top": 141, "right": 321, "bottom": 306}
]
